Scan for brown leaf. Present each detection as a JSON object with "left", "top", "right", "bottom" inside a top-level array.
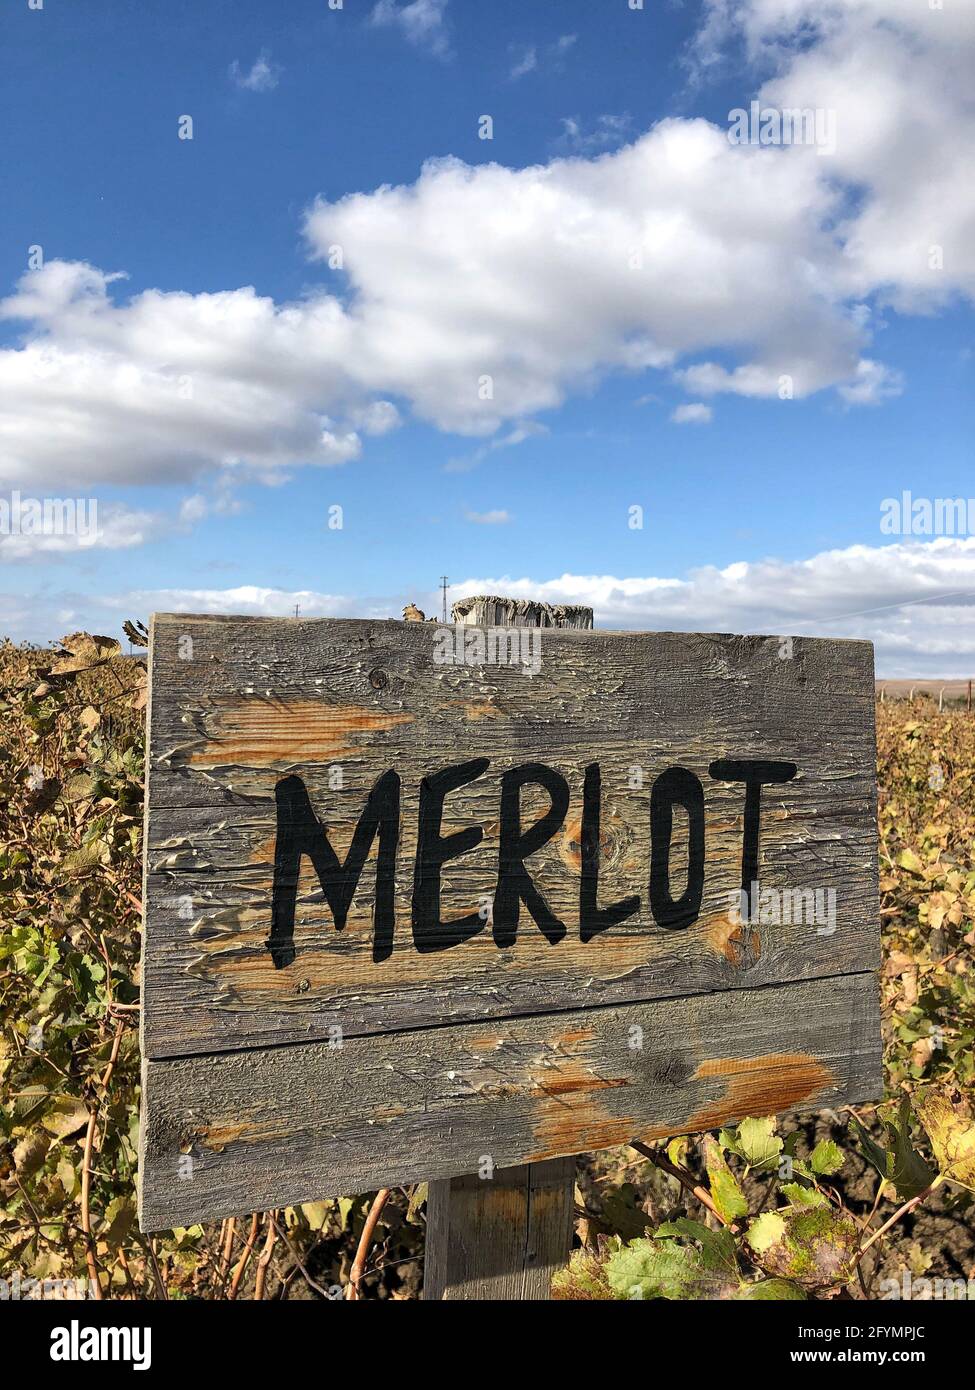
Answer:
[
  {"left": 14, "top": 1130, "right": 51, "bottom": 1177},
  {"left": 49, "top": 632, "right": 120, "bottom": 676},
  {"left": 41, "top": 1096, "right": 91, "bottom": 1140}
]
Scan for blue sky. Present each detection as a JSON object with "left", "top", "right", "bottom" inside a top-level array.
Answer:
[{"left": 1, "top": 0, "right": 973, "bottom": 674}]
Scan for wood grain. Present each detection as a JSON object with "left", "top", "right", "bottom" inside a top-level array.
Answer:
[
  {"left": 452, "top": 595, "right": 593, "bottom": 629},
  {"left": 138, "top": 970, "right": 880, "bottom": 1230},
  {"left": 422, "top": 602, "right": 581, "bottom": 1302},
  {"left": 142, "top": 616, "right": 879, "bottom": 1060},
  {"left": 424, "top": 1159, "right": 577, "bottom": 1300}
]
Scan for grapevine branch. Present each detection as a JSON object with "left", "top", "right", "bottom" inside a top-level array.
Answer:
[{"left": 346, "top": 1189, "right": 391, "bottom": 1300}]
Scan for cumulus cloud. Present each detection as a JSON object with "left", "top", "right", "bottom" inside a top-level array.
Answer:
[
  {"left": 0, "top": 502, "right": 163, "bottom": 562},
  {"left": 693, "top": 0, "right": 975, "bottom": 312},
  {"left": 456, "top": 537, "right": 975, "bottom": 678},
  {"left": 837, "top": 359, "right": 904, "bottom": 407},
  {"left": 3, "top": 536, "right": 973, "bottom": 673},
  {"left": 7, "top": 584, "right": 378, "bottom": 640},
  {"left": 371, "top": 0, "right": 451, "bottom": 60},
  {"left": 104, "top": 585, "right": 359, "bottom": 619},
  {"left": 19, "top": 536, "right": 965, "bottom": 676},
  {"left": 0, "top": 2, "right": 971, "bottom": 491},
  {"left": 0, "top": 487, "right": 219, "bottom": 562},
  {"left": 0, "top": 261, "right": 368, "bottom": 488},
  {"left": 350, "top": 399, "right": 401, "bottom": 435},
  {"left": 671, "top": 402, "right": 713, "bottom": 425},
  {"left": 300, "top": 115, "right": 883, "bottom": 422}
]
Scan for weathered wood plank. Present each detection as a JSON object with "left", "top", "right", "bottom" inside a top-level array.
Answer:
[
  {"left": 138, "top": 970, "right": 881, "bottom": 1230},
  {"left": 423, "top": 600, "right": 580, "bottom": 1303},
  {"left": 142, "top": 616, "right": 878, "bottom": 1060},
  {"left": 423, "top": 1158, "right": 577, "bottom": 1300}
]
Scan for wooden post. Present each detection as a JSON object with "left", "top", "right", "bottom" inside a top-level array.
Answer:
[
  {"left": 422, "top": 596, "right": 591, "bottom": 1301},
  {"left": 451, "top": 594, "right": 593, "bottom": 630},
  {"left": 424, "top": 1158, "right": 576, "bottom": 1300},
  {"left": 968, "top": 679, "right": 972, "bottom": 714}
]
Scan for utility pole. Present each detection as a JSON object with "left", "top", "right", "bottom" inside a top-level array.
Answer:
[{"left": 440, "top": 575, "right": 449, "bottom": 624}]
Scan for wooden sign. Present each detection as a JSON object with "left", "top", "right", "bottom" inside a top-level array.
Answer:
[{"left": 138, "top": 616, "right": 881, "bottom": 1230}]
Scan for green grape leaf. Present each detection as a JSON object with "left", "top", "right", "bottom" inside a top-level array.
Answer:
[{"left": 703, "top": 1135, "right": 748, "bottom": 1224}]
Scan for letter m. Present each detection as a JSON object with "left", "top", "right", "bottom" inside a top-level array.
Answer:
[{"left": 268, "top": 771, "right": 400, "bottom": 969}]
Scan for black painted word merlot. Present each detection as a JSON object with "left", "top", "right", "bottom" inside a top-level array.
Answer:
[{"left": 267, "top": 758, "right": 797, "bottom": 970}]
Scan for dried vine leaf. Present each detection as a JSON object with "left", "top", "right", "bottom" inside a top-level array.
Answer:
[
  {"left": 552, "top": 1239, "right": 620, "bottom": 1301},
  {"left": 40, "top": 1096, "right": 90, "bottom": 1140},
  {"left": 916, "top": 1091, "right": 975, "bottom": 1190},
  {"left": 49, "top": 632, "right": 120, "bottom": 676}
]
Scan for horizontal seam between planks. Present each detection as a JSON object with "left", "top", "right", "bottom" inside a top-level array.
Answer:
[{"left": 143, "top": 966, "right": 880, "bottom": 1065}]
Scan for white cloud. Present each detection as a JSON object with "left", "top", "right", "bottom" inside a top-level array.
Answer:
[
  {"left": 456, "top": 537, "right": 975, "bottom": 677},
  {"left": 444, "top": 420, "right": 547, "bottom": 474},
  {"left": 0, "top": 261, "right": 369, "bottom": 488},
  {"left": 558, "top": 113, "right": 632, "bottom": 153},
  {"left": 693, "top": 1, "right": 975, "bottom": 312},
  {"left": 229, "top": 50, "right": 281, "bottom": 92},
  {"left": 44, "top": 535, "right": 975, "bottom": 677},
  {"left": 837, "top": 358, "right": 904, "bottom": 407},
  {"left": 509, "top": 46, "right": 537, "bottom": 81},
  {"left": 0, "top": 487, "right": 219, "bottom": 562},
  {"left": 0, "top": 584, "right": 378, "bottom": 644},
  {"left": 464, "top": 508, "right": 512, "bottom": 525},
  {"left": 0, "top": 3, "right": 971, "bottom": 491},
  {"left": 106, "top": 585, "right": 356, "bottom": 619},
  {"left": 371, "top": 0, "right": 451, "bottom": 60},
  {"left": 510, "top": 33, "right": 576, "bottom": 81},
  {"left": 671, "top": 402, "right": 713, "bottom": 425},
  {"left": 301, "top": 117, "right": 864, "bottom": 430},
  {"left": 178, "top": 493, "right": 209, "bottom": 526},
  {"left": 3, "top": 535, "right": 973, "bottom": 674},
  {"left": 0, "top": 502, "right": 161, "bottom": 562},
  {"left": 350, "top": 399, "right": 401, "bottom": 435}
]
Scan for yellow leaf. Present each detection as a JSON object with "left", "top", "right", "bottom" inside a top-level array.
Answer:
[
  {"left": 41, "top": 1096, "right": 91, "bottom": 1140},
  {"left": 916, "top": 1092, "right": 975, "bottom": 1189},
  {"left": 897, "top": 849, "right": 924, "bottom": 875}
]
